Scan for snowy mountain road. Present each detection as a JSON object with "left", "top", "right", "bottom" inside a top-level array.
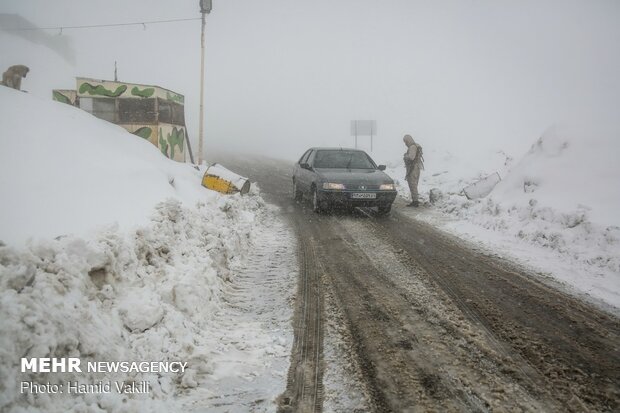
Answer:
[{"left": 211, "top": 154, "right": 620, "bottom": 413}]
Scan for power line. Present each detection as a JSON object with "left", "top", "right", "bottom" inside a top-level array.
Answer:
[{"left": 4, "top": 17, "right": 201, "bottom": 32}]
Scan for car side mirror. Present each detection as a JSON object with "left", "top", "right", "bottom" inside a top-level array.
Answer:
[
  {"left": 377, "top": 165, "right": 386, "bottom": 171},
  {"left": 300, "top": 162, "right": 311, "bottom": 170}
]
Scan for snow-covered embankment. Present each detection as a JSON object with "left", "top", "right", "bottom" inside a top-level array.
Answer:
[
  {"left": 0, "top": 87, "right": 293, "bottom": 411},
  {"left": 388, "top": 125, "right": 620, "bottom": 310}
]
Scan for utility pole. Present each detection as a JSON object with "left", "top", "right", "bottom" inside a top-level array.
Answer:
[{"left": 198, "top": 0, "right": 212, "bottom": 165}]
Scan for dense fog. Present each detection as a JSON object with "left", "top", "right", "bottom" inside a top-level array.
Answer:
[{"left": 1, "top": 0, "right": 618, "bottom": 163}]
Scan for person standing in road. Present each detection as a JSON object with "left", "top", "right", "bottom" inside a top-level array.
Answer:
[{"left": 403, "top": 134, "right": 424, "bottom": 207}]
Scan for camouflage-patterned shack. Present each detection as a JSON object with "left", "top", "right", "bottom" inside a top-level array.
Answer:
[{"left": 53, "top": 77, "right": 187, "bottom": 162}]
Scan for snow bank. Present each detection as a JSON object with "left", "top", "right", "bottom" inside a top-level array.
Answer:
[
  {"left": 0, "top": 86, "right": 208, "bottom": 245},
  {"left": 0, "top": 193, "right": 274, "bottom": 412},
  {"left": 0, "top": 85, "right": 293, "bottom": 411},
  {"left": 493, "top": 124, "right": 620, "bottom": 227},
  {"left": 388, "top": 125, "right": 620, "bottom": 308}
]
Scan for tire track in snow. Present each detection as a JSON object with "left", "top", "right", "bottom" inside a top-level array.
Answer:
[{"left": 185, "top": 211, "right": 297, "bottom": 412}]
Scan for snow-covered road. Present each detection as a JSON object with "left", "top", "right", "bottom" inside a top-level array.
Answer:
[
  {"left": 216, "top": 154, "right": 620, "bottom": 413},
  {"left": 184, "top": 209, "right": 297, "bottom": 412}
]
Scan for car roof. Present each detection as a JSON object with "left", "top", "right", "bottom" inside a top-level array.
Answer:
[{"left": 309, "top": 147, "right": 365, "bottom": 152}]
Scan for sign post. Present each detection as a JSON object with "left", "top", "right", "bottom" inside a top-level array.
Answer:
[{"left": 350, "top": 120, "right": 377, "bottom": 151}]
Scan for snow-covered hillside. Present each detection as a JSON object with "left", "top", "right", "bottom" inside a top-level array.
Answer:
[
  {"left": 0, "top": 87, "right": 209, "bottom": 245},
  {"left": 388, "top": 125, "right": 620, "bottom": 310},
  {"left": 0, "top": 88, "right": 294, "bottom": 411}
]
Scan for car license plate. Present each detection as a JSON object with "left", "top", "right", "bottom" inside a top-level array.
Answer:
[{"left": 351, "top": 193, "right": 376, "bottom": 199}]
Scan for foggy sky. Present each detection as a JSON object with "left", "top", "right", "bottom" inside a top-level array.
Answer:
[{"left": 1, "top": 0, "right": 618, "bottom": 163}]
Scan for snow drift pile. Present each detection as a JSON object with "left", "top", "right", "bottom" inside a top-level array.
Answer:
[
  {"left": 388, "top": 125, "right": 620, "bottom": 308},
  {"left": 0, "top": 87, "right": 210, "bottom": 245},
  {"left": 0, "top": 87, "right": 282, "bottom": 411}
]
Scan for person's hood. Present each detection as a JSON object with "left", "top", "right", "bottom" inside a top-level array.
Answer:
[{"left": 403, "top": 134, "right": 415, "bottom": 147}]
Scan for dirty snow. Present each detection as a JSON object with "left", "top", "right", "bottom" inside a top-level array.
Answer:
[
  {"left": 387, "top": 124, "right": 620, "bottom": 310},
  {"left": 0, "top": 87, "right": 294, "bottom": 411},
  {"left": 322, "top": 283, "right": 372, "bottom": 412}
]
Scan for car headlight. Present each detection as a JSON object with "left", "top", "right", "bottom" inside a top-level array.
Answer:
[
  {"left": 379, "top": 183, "right": 395, "bottom": 190},
  {"left": 322, "top": 182, "right": 346, "bottom": 190}
]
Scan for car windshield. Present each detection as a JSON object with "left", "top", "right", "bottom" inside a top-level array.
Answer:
[{"left": 313, "top": 150, "right": 376, "bottom": 169}]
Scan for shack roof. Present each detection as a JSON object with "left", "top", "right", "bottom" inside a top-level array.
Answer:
[{"left": 76, "top": 77, "right": 185, "bottom": 105}]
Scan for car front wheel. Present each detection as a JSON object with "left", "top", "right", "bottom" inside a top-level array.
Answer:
[
  {"left": 293, "top": 180, "right": 303, "bottom": 202},
  {"left": 312, "top": 187, "right": 324, "bottom": 213}
]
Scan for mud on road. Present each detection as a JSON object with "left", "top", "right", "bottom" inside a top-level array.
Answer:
[{"left": 212, "top": 154, "right": 620, "bottom": 412}]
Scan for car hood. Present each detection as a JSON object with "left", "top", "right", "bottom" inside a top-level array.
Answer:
[{"left": 314, "top": 168, "right": 394, "bottom": 185}]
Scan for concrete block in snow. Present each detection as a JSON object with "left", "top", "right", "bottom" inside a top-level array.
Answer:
[{"left": 463, "top": 172, "right": 501, "bottom": 200}]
